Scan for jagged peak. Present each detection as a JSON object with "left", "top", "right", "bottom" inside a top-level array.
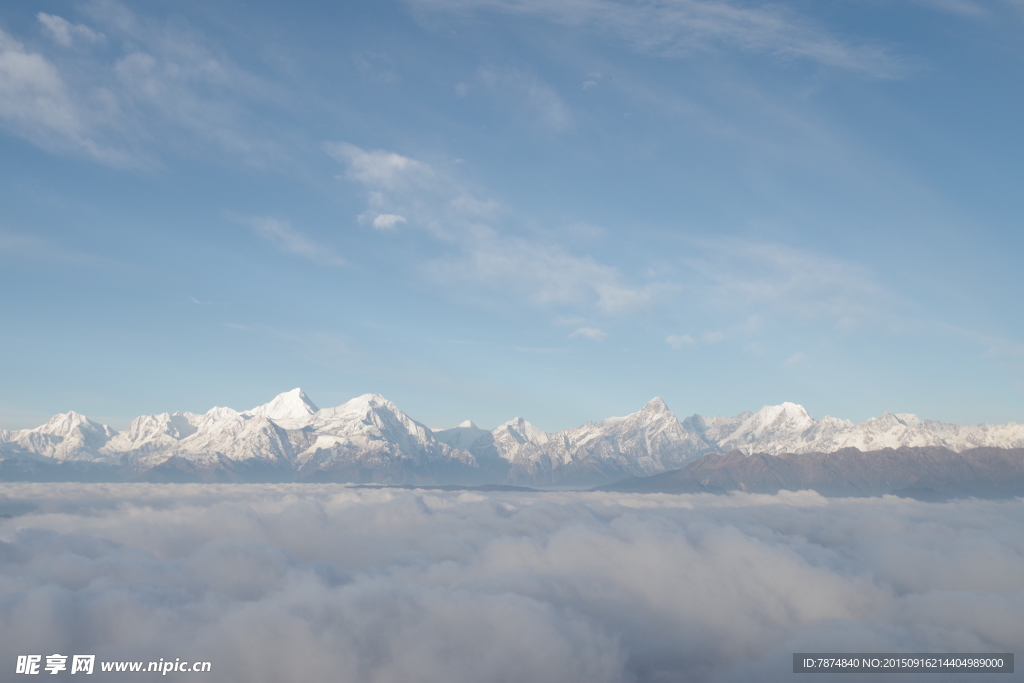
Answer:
[
  {"left": 642, "top": 397, "right": 669, "bottom": 413},
  {"left": 43, "top": 410, "right": 89, "bottom": 424},
  {"left": 37, "top": 411, "right": 109, "bottom": 434},
  {"left": 458, "top": 420, "right": 478, "bottom": 429},
  {"left": 247, "top": 388, "right": 319, "bottom": 422},
  {"left": 205, "top": 405, "right": 240, "bottom": 419},
  {"left": 495, "top": 416, "right": 549, "bottom": 444},
  {"left": 498, "top": 416, "right": 530, "bottom": 430}
]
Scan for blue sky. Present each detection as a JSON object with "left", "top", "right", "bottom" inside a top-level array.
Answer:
[{"left": 1, "top": 0, "right": 1022, "bottom": 431}]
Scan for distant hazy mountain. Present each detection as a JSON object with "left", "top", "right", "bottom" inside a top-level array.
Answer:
[
  {"left": 2, "top": 389, "right": 1022, "bottom": 487},
  {"left": 596, "top": 446, "right": 1024, "bottom": 499}
]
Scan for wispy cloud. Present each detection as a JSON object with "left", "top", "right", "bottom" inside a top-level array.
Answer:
[
  {"left": 408, "top": 0, "right": 907, "bottom": 77},
  {"left": 38, "top": 13, "right": 106, "bottom": 48},
  {"left": 784, "top": 351, "right": 806, "bottom": 365},
  {"left": 244, "top": 216, "right": 346, "bottom": 267},
  {"left": 666, "top": 333, "right": 694, "bottom": 349},
  {"left": 0, "top": 27, "right": 133, "bottom": 166},
  {"left": 683, "top": 238, "right": 890, "bottom": 328},
  {"left": 904, "top": 0, "right": 988, "bottom": 16},
  {"left": 328, "top": 141, "right": 659, "bottom": 314},
  {"left": 570, "top": 327, "right": 608, "bottom": 341},
  {"left": 476, "top": 66, "right": 572, "bottom": 130},
  {"left": 0, "top": 4, "right": 289, "bottom": 168},
  {"left": 428, "top": 234, "right": 656, "bottom": 313},
  {"left": 0, "top": 231, "right": 103, "bottom": 267}
]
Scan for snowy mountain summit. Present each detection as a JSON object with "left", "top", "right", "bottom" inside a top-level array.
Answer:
[
  {"left": 1, "top": 391, "right": 1022, "bottom": 486},
  {"left": 245, "top": 388, "right": 319, "bottom": 425}
]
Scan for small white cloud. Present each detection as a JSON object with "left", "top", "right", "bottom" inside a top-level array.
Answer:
[
  {"left": 570, "top": 327, "right": 608, "bottom": 341},
  {"left": 372, "top": 213, "right": 407, "bottom": 230},
  {"left": 666, "top": 334, "right": 695, "bottom": 350},
  {"left": 37, "top": 13, "right": 105, "bottom": 48},
  {"left": 325, "top": 142, "right": 434, "bottom": 190},
  {"left": 784, "top": 351, "right": 806, "bottom": 365}
]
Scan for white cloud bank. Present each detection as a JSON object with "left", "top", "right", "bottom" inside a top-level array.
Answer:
[{"left": 0, "top": 486, "right": 1020, "bottom": 682}]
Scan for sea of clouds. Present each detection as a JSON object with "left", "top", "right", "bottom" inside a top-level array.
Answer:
[{"left": 0, "top": 484, "right": 1021, "bottom": 682}]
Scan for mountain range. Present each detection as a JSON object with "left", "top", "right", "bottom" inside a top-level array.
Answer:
[
  {"left": 598, "top": 446, "right": 1024, "bottom": 499},
  {"left": 2, "top": 389, "right": 1023, "bottom": 488}
]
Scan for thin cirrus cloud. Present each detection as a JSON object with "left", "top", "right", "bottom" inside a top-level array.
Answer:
[
  {"left": 244, "top": 216, "right": 346, "bottom": 267},
  {"left": 0, "top": 5, "right": 288, "bottom": 169},
  {"left": 0, "top": 26, "right": 131, "bottom": 166},
  {"left": 408, "top": 0, "right": 908, "bottom": 78},
  {"left": 476, "top": 65, "right": 572, "bottom": 130},
  {"left": 666, "top": 333, "right": 695, "bottom": 349},
  {"left": 0, "top": 485, "right": 1021, "bottom": 683},
  {"left": 37, "top": 12, "right": 106, "bottom": 48},
  {"left": 682, "top": 238, "right": 891, "bottom": 328},
  {"left": 326, "top": 141, "right": 659, "bottom": 314}
]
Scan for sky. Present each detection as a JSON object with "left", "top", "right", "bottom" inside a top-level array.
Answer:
[{"left": 1, "top": 0, "right": 1023, "bottom": 431}]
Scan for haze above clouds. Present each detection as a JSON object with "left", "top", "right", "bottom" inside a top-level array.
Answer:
[
  {"left": 0, "top": 0, "right": 1022, "bottom": 430},
  {"left": 0, "top": 485, "right": 1021, "bottom": 682}
]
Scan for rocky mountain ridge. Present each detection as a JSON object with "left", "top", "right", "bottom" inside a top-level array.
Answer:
[{"left": 2, "top": 389, "right": 1022, "bottom": 486}]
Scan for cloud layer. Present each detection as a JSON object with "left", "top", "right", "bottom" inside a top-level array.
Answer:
[{"left": 0, "top": 485, "right": 1020, "bottom": 682}]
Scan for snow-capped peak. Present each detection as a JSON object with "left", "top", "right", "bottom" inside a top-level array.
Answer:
[
  {"left": 336, "top": 393, "right": 396, "bottom": 412},
  {"left": 35, "top": 411, "right": 116, "bottom": 439},
  {"left": 750, "top": 402, "right": 813, "bottom": 430},
  {"left": 494, "top": 417, "right": 549, "bottom": 446},
  {"left": 458, "top": 420, "right": 477, "bottom": 429},
  {"left": 247, "top": 388, "right": 319, "bottom": 423},
  {"left": 642, "top": 397, "right": 670, "bottom": 414},
  {"left": 715, "top": 402, "right": 815, "bottom": 451}
]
